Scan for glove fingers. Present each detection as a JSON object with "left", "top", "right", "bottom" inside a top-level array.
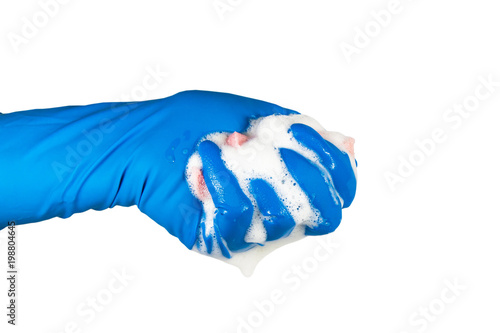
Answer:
[
  {"left": 279, "top": 148, "right": 342, "bottom": 236},
  {"left": 198, "top": 140, "right": 254, "bottom": 253},
  {"left": 249, "top": 179, "right": 295, "bottom": 241},
  {"left": 289, "top": 123, "right": 357, "bottom": 208},
  {"left": 198, "top": 220, "right": 214, "bottom": 254}
]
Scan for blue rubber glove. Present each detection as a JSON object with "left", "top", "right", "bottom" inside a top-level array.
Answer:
[{"left": 0, "top": 91, "right": 357, "bottom": 255}]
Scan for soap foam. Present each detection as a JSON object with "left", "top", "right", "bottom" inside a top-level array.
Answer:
[{"left": 185, "top": 114, "right": 356, "bottom": 276}]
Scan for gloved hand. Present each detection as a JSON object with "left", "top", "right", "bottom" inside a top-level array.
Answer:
[
  {"left": 0, "top": 91, "right": 357, "bottom": 257},
  {"left": 186, "top": 113, "right": 357, "bottom": 262}
]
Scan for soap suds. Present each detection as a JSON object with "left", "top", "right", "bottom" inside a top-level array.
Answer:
[{"left": 185, "top": 114, "right": 356, "bottom": 276}]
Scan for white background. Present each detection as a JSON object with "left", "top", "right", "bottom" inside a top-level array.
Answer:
[{"left": 1, "top": 0, "right": 499, "bottom": 332}]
